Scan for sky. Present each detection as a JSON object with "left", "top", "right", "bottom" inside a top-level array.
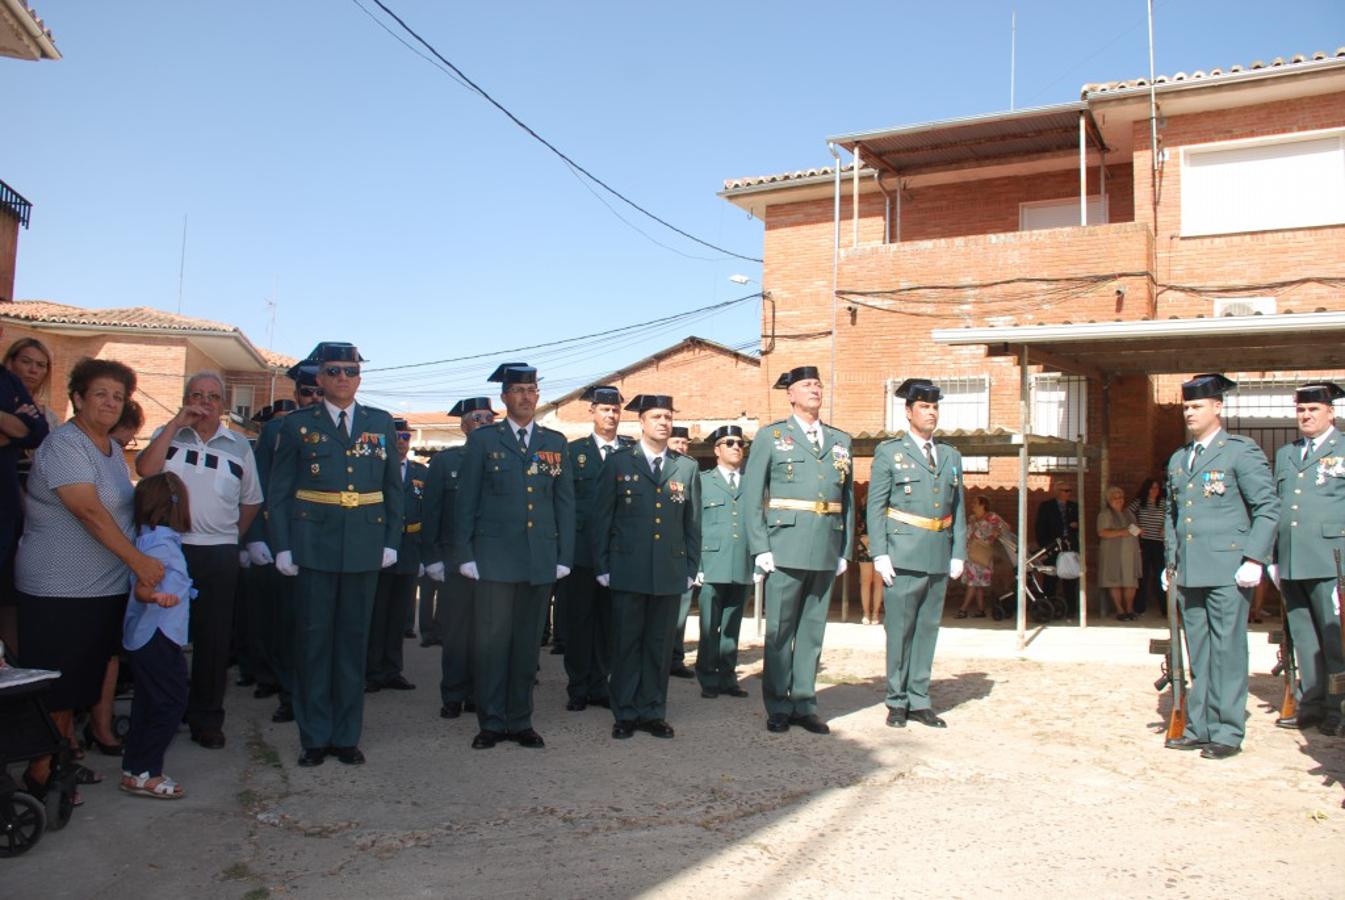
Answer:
[{"left": 5, "top": 0, "right": 1341, "bottom": 410}]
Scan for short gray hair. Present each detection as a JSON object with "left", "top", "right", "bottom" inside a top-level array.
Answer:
[{"left": 184, "top": 370, "right": 226, "bottom": 401}]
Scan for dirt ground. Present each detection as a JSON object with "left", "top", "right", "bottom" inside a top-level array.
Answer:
[{"left": 7, "top": 619, "right": 1345, "bottom": 899}]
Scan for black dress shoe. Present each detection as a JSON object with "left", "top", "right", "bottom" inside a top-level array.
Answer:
[
  {"left": 789, "top": 714, "right": 831, "bottom": 735},
  {"left": 886, "top": 708, "right": 908, "bottom": 728},
  {"left": 331, "top": 745, "right": 366, "bottom": 765},
  {"left": 612, "top": 720, "right": 637, "bottom": 739},
  {"left": 1320, "top": 715, "right": 1343, "bottom": 736},
  {"left": 272, "top": 702, "right": 295, "bottom": 723},
  {"left": 1164, "top": 736, "right": 1208, "bottom": 751},
  {"left": 510, "top": 728, "right": 546, "bottom": 748},
  {"left": 402, "top": 629, "right": 417, "bottom": 639},
  {"left": 669, "top": 663, "right": 695, "bottom": 679},
  {"left": 549, "top": 644, "right": 565, "bottom": 655},
  {"left": 253, "top": 683, "right": 280, "bottom": 699},
  {"left": 766, "top": 714, "right": 791, "bottom": 733},
  {"left": 298, "top": 747, "right": 326, "bottom": 767},
  {"left": 440, "top": 702, "right": 463, "bottom": 719},
  {"left": 382, "top": 675, "right": 416, "bottom": 691},
  {"left": 586, "top": 696, "right": 611, "bottom": 709},
  {"left": 700, "top": 688, "right": 719, "bottom": 699},
  {"left": 1275, "top": 711, "right": 1323, "bottom": 730},
  {"left": 464, "top": 700, "right": 478, "bottom": 713},
  {"left": 472, "top": 730, "right": 505, "bottom": 749},
  {"left": 907, "top": 709, "right": 947, "bottom": 729},
  {"left": 364, "top": 680, "right": 381, "bottom": 694},
  {"left": 1200, "top": 742, "right": 1241, "bottom": 760},
  {"left": 191, "top": 728, "right": 226, "bottom": 750},
  {"left": 566, "top": 698, "right": 588, "bottom": 712},
  {"left": 235, "top": 673, "right": 256, "bottom": 687},
  {"left": 638, "top": 719, "right": 675, "bottom": 739},
  {"left": 722, "top": 686, "right": 749, "bottom": 698}
]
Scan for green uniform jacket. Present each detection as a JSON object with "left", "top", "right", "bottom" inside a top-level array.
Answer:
[
  {"left": 867, "top": 434, "right": 968, "bottom": 574},
  {"left": 244, "top": 415, "right": 285, "bottom": 545},
  {"left": 394, "top": 458, "right": 429, "bottom": 575},
  {"left": 698, "top": 467, "right": 752, "bottom": 585},
  {"left": 1164, "top": 429, "right": 1279, "bottom": 588},
  {"left": 593, "top": 446, "right": 701, "bottom": 596},
  {"left": 451, "top": 421, "right": 576, "bottom": 586},
  {"left": 421, "top": 445, "right": 465, "bottom": 568},
  {"left": 743, "top": 418, "right": 855, "bottom": 571},
  {"left": 1274, "top": 427, "right": 1345, "bottom": 580},
  {"left": 268, "top": 403, "right": 405, "bottom": 573},
  {"left": 568, "top": 434, "right": 635, "bottom": 569}
]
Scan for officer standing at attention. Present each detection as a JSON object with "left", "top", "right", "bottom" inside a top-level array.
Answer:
[
  {"left": 695, "top": 425, "right": 752, "bottom": 699},
  {"left": 744, "top": 365, "right": 854, "bottom": 735},
  {"left": 593, "top": 395, "right": 701, "bottom": 739},
  {"left": 365, "top": 419, "right": 425, "bottom": 693},
  {"left": 423, "top": 396, "right": 495, "bottom": 719},
  {"left": 868, "top": 379, "right": 967, "bottom": 729},
  {"left": 269, "top": 342, "right": 404, "bottom": 767},
  {"left": 452, "top": 364, "right": 575, "bottom": 750},
  {"left": 1162, "top": 374, "right": 1278, "bottom": 760},
  {"left": 245, "top": 363, "right": 324, "bottom": 724},
  {"left": 1269, "top": 381, "right": 1345, "bottom": 735},
  {"left": 561, "top": 385, "right": 633, "bottom": 712},
  {"left": 667, "top": 425, "right": 697, "bottom": 679}
]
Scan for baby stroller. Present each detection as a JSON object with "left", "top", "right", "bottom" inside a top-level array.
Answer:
[
  {"left": 0, "top": 644, "right": 78, "bottom": 857},
  {"left": 991, "top": 536, "right": 1069, "bottom": 624}
]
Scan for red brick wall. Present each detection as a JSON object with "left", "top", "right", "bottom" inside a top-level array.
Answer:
[{"left": 0, "top": 214, "right": 17, "bottom": 305}]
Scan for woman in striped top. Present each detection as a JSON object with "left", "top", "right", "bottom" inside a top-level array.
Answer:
[{"left": 1127, "top": 478, "right": 1166, "bottom": 617}]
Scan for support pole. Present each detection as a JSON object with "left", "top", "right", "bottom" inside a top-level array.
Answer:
[
  {"left": 853, "top": 146, "right": 862, "bottom": 249},
  {"left": 1079, "top": 112, "right": 1088, "bottom": 226},
  {"left": 1077, "top": 439, "right": 1088, "bottom": 629},
  {"left": 1017, "top": 344, "right": 1031, "bottom": 649}
]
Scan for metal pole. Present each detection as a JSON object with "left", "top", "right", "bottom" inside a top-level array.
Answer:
[
  {"left": 853, "top": 145, "right": 861, "bottom": 249},
  {"left": 828, "top": 142, "right": 841, "bottom": 424},
  {"left": 1079, "top": 113, "right": 1088, "bottom": 226},
  {"left": 1017, "top": 344, "right": 1030, "bottom": 649},
  {"left": 1009, "top": 11, "right": 1016, "bottom": 111},
  {"left": 754, "top": 579, "right": 763, "bottom": 637},
  {"left": 1077, "top": 439, "right": 1087, "bottom": 629}
]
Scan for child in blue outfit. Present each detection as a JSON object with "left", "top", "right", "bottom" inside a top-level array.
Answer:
[{"left": 120, "top": 472, "right": 196, "bottom": 800}]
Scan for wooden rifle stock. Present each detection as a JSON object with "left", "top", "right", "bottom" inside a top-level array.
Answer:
[
  {"left": 1165, "top": 569, "right": 1186, "bottom": 742},
  {"left": 1332, "top": 551, "right": 1345, "bottom": 711},
  {"left": 1275, "top": 599, "right": 1298, "bottom": 721}
]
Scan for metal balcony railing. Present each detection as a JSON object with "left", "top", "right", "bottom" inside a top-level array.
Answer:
[{"left": 0, "top": 179, "right": 33, "bottom": 229}]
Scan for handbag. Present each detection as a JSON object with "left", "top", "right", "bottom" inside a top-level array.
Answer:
[
  {"left": 1055, "top": 550, "right": 1081, "bottom": 580},
  {"left": 967, "top": 538, "right": 995, "bottom": 568}
]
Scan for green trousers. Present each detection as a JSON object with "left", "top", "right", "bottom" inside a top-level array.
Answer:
[
  {"left": 254, "top": 563, "right": 297, "bottom": 704},
  {"left": 609, "top": 591, "right": 678, "bottom": 722},
  {"left": 294, "top": 569, "right": 378, "bottom": 750},
  {"left": 438, "top": 573, "right": 476, "bottom": 706},
  {"left": 672, "top": 589, "right": 693, "bottom": 665},
  {"left": 560, "top": 566, "right": 612, "bottom": 703},
  {"left": 1179, "top": 583, "right": 1250, "bottom": 748},
  {"left": 696, "top": 582, "right": 748, "bottom": 691},
  {"left": 884, "top": 570, "right": 947, "bottom": 711},
  {"left": 472, "top": 580, "right": 549, "bottom": 733},
  {"left": 761, "top": 567, "right": 834, "bottom": 717},
  {"left": 1283, "top": 577, "right": 1344, "bottom": 718}
]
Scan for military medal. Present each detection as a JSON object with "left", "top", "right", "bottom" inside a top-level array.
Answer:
[{"left": 311, "top": 463, "right": 320, "bottom": 475}]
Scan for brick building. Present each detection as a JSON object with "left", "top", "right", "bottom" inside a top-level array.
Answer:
[
  {"left": 0, "top": 300, "right": 296, "bottom": 440},
  {"left": 721, "top": 48, "right": 1345, "bottom": 539}
]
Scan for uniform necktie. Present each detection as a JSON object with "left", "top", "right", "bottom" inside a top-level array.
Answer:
[
  {"left": 1189, "top": 443, "right": 1204, "bottom": 470},
  {"left": 601, "top": 444, "right": 611, "bottom": 460},
  {"left": 652, "top": 456, "right": 662, "bottom": 479},
  {"left": 1302, "top": 438, "right": 1312, "bottom": 461},
  {"left": 337, "top": 409, "right": 348, "bottom": 437},
  {"left": 924, "top": 440, "right": 936, "bottom": 469},
  {"left": 809, "top": 429, "right": 821, "bottom": 455},
  {"left": 728, "top": 472, "right": 737, "bottom": 490},
  {"left": 517, "top": 427, "right": 528, "bottom": 453}
]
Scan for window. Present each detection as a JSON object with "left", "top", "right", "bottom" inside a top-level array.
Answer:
[
  {"left": 232, "top": 385, "right": 255, "bottom": 423},
  {"left": 1019, "top": 196, "right": 1109, "bottom": 231},
  {"left": 886, "top": 375, "right": 989, "bottom": 473},
  {"left": 1030, "top": 374, "right": 1087, "bottom": 471},
  {"left": 1181, "top": 131, "right": 1345, "bottom": 237}
]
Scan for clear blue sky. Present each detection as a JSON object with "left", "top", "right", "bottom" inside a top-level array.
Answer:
[{"left": 6, "top": 0, "right": 1341, "bottom": 410}]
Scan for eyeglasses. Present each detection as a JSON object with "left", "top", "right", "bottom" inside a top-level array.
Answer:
[
  {"left": 505, "top": 386, "right": 539, "bottom": 397},
  {"left": 397, "top": 431, "right": 412, "bottom": 441},
  {"left": 324, "top": 366, "right": 360, "bottom": 378},
  {"left": 718, "top": 439, "right": 744, "bottom": 448},
  {"left": 188, "top": 391, "right": 223, "bottom": 404},
  {"left": 465, "top": 412, "right": 495, "bottom": 424},
  {"left": 298, "top": 386, "right": 323, "bottom": 398}
]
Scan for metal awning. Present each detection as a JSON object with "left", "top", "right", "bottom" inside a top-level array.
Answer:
[
  {"left": 850, "top": 427, "right": 1099, "bottom": 459},
  {"left": 932, "top": 311, "right": 1345, "bottom": 377}
]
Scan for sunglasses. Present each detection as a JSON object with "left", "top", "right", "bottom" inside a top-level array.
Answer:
[
  {"left": 397, "top": 431, "right": 412, "bottom": 441},
  {"left": 298, "top": 386, "right": 324, "bottom": 398},
  {"left": 718, "top": 438, "right": 744, "bottom": 447},
  {"left": 323, "top": 366, "right": 360, "bottom": 378}
]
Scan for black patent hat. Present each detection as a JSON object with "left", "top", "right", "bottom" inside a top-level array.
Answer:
[
  {"left": 448, "top": 397, "right": 494, "bottom": 417},
  {"left": 1181, "top": 374, "right": 1237, "bottom": 401},
  {"left": 774, "top": 365, "right": 821, "bottom": 389},
  {"left": 625, "top": 394, "right": 674, "bottom": 413},
  {"left": 307, "top": 342, "right": 365, "bottom": 364},
  {"left": 896, "top": 378, "right": 942, "bottom": 404},
  {"left": 1295, "top": 381, "right": 1345, "bottom": 405},
  {"left": 706, "top": 425, "right": 744, "bottom": 445}
]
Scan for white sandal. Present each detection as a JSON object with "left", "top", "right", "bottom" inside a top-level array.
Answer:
[{"left": 120, "top": 770, "right": 185, "bottom": 800}]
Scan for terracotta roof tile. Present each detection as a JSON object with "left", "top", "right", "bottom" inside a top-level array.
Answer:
[
  {"left": 1082, "top": 46, "right": 1345, "bottom": 95},
  {"left": 4, "top": 299, "right": 238, "bottom": 333},
  {"left": 723, "top": 162, "right": 857, "bottom": 192}
]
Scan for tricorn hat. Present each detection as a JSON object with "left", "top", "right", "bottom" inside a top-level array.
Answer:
[
  {"left": 706, "top": 425, "right": 744, "bottom": 445},
  {"left": 581, "top": 384, "right": 624, "bottom": 406},
  {"left": 487, "top": 362, "right": 535, "bottom": 384},
  {"left": 448, "top": 397, "right": 493, "bottom": 417},
  {"left": 286, "top": 361, "right": 322, "bottom": 387},
  {"left": 1294, "top": 381, "right": 1345, "bottom": 405},
  {"left": 1181, "top": 373, "right": 1237, "bottom": 402},
  {"left": 896, "top": 378, "right": 942, "bottom": 404},
  {"left": 307, "top": 342, "right": 365, "bottom": 364},
  {"left": 773, "top": 365, "right": 821, "bottom": 390},
  {"left": 624, "top": 394, "right": 675, "bottom": 413},
  {"left": 670, "top": 426, "right": 690, "bottom": 439},
  {"left": 271, "top": 399, "right": 297, "bottom": 415}
]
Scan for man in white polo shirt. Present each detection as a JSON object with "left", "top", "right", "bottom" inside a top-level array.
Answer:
[{"left": 137, "top": 370, "right": 263, "bottom": 750}]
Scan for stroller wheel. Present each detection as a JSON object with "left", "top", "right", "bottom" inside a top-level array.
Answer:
[
  {"left": 1030, "top": 598, "right": 1054, "bottom": 624},
  {"left": 0, "top": 791, "right": 46, "bottom": 857},
  {"left": 1051, "top": 597, "right": 1069, "bottom": 619},
  {"left": 991, "top": 606, "right": 1003, "bottom": 621},
  {"left": 112, "top": 714, "right": 132, "bottom": 741}
]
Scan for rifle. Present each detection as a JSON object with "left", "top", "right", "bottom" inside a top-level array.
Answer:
[
  {"left": 1150, "top": 567, "right": 1186, "bottom": 742},
  {"left": 1269, "top": 605, "right": 1297, "bottom": 722}
]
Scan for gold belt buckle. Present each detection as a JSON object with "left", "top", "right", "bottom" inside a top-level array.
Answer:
[
  {"left": 339, "top": 491, "right": 360, "bottom": 509},
  {"left": 814, "top": 500, "right": 829, "bottom": 515}
]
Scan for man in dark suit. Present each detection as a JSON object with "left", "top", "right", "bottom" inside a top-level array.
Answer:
[
  {"left": 695, "top": 425, "right": 752, "bottom": 698},
  {"left": 452, "top": 364, "right": 575, "bottom": 750},
  {"left": 1035, "top": 481, "right": 1079, "bottom": 610},
  {"left": 667, "top": 425, "right": 697, "bottom": 679}
]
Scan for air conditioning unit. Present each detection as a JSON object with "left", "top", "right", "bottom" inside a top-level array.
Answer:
[{"left": 1213, "top": 296, "right": 1276, "bottom": 317}]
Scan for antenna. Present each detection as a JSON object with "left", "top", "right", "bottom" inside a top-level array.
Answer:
[
  {"left": 265, "top": 277, "right": 278, "bottom": 349},
  {"left": 1009, "top": 11, "right": 1017, "bottom": 111},
  {"left": 176, "top": 214, "right": 188, "bottom": 314}
]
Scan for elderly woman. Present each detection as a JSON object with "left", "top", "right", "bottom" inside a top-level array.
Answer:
[
  {"left": 14, "top": 357, "right": 164, "bottom": 798},
  {"left": 1097, "top": 484, "right": 1142, "bottom": 621},
  {"left": 957, "top": 495, "right": 1004, "bottom": 618}
]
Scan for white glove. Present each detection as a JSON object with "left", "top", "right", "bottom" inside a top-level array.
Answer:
[
  {"left": 238, "top": 550, "right": 251, "bottom": 569},
  {"left": 596, "top": 573, "right": 610, "bottom": 587},
  {"left": 275, "top": 550, "right": 298, "bottom": 577},
  {"left": 426, "top": 562, "right": 446, "bottom": 582},
  {"left": 949, "top": 558, "right": 964, "bottom": 580},
  {"left": 872, "top": 555, "right": 895, "bottom": 587},
  {"left": 754, "top": 552, "right": 776, "bottom": 574},
  {"left": 381, "top": 547, "right": 398, "bottom": 569},
  {"left": 835, "top": 557, "right": 848, "bottom": 577},
  {"left": 459, "top": 561, "right": 480, "bottom": 581},
  {"left": 246, "top": 541, "right": 273, "bottom": 566},
  {"left": 1234, "top": 560, "right": 1263, "bottom": 589},
  {"left": 556, "top": 564, "right": 571, "bottom": 580},
  {"left": 418, "top": 563, "right": 425, "bottom": 577},
  {"left": 1160, "top": 567, "right": 1170, "bottom": 592},
  {"left": 694, "top": 572, "right": 705, "bottom": 587},
  {"left": 1266, "top": 562, "right": 1281, "bottom": 590},
  {"left": 686, "top": 576, "right": 695, "bottom": 591}
]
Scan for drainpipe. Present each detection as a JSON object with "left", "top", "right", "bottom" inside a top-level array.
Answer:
[
  {"left": 873, "top": 172, "right": 894, "bottom": 244},
  {"left": 828, "top": 141, "right": 841, "bottom": 423}
]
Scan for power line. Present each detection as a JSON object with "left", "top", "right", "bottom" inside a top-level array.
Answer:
[{"left": 359, "top": 0, "right": 762, "bottom": 264}]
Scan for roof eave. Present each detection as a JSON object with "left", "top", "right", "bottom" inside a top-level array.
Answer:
[
  {"left": 2, "top": 0, "right": 60, "bottom": 60},
  {"left": 826, "top": 101, "right": 1089, "bottom": 149},
  {"left": 1084, "top": 54, "right": 1345, "bottom": 102}
]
